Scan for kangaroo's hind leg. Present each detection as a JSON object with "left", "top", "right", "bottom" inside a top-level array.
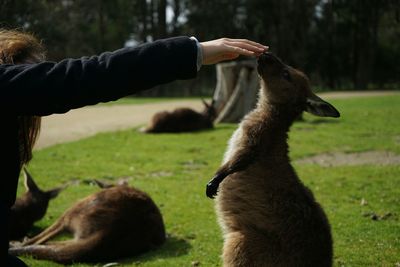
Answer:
[
  {"left": 10, "top": 232, "right": 104, "bottom": 264},
  {"left": 21, "top": 217, "right": 65, "bottom": 246},
  {"left": 223, "top": 231, "right": 282, "bottom": 267}
]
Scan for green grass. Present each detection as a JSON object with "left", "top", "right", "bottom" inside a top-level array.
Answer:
[{"left": 17, "top": 95, "right": 400, "bottom": 266}]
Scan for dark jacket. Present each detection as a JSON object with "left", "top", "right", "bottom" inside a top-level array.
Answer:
[{"left": 0, "top": 36, "right": 197, "bottom": 260}]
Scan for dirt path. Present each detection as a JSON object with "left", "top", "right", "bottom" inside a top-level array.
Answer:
[
  {"left": 34, "top": 90, "right": 399, "bottom": 150},
  {"left": 35, "top": 100, "right": 204, "bottom": 150}
]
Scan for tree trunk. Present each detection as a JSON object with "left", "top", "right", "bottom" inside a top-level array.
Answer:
[
  {"left": 171, "top": 0, "right": 181, "bottom": 35},
  {"left": 97, "top": 0, "right": 106, "bottom": 52},
  {"left": 150, "top": 0, "right": 156, "bottom": 39},
  {"left": 212, "top": 60, "right": 259, "bottom": 123},
  {"left": 353, "top": 0, "right": 380, "bottom": 90},
  {"left": 157, "top": 0, "right": 167, "bottom": 38},
  {"left": 138, "top": 0, "right": 148, "bottom": 43}
]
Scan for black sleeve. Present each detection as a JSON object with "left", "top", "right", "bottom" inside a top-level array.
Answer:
[{"left": 0, "top": 36, "right": 198, "bottom": 116}]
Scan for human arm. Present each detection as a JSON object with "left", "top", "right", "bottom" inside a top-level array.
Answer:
[
  {"left": 0, "top": 36, "right": 267, "bottom": 116},
  {"left": 0, "top": 36, "right": 198, "bottom": 116}
]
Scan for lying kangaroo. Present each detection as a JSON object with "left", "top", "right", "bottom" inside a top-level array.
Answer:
[
  {"left": 9, "top": 180, "right": 166, "bottom": 264},
  {"left": 9, "top": 168, "right": 64, "bottom": 241},
  {"left": 141, "top": 99, "right": 217, "bottom": 133},
  {"left": 206, "top": 52, "right": 339, "bottom": 266}
]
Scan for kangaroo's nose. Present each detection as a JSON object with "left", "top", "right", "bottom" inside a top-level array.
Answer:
[
  {"left": 259, "top": 52, "right": 276, "bottom": 62},
  {"left": 258, "top": 52, "right": 285, "bottom": 67}
]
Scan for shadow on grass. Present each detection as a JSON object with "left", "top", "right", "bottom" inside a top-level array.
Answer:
[
  {"left": 307, "top": 118, "right": 340, "bottom": 125},
  {"left": 213, "top": 124, "right": 237, "bottom": 130},
  {"left": 20, "top": 232, "right": 191, "bottom": 265},
  {"left": 136, "top": 127, "right": 218, "bottom": 135},
  {"left": 120, "top": 234, "right": 192, "bottom": 264}
]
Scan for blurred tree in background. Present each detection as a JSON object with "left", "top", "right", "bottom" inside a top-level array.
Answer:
[{"left": 0, "top": 0, "right": 399, "bottom": 96}]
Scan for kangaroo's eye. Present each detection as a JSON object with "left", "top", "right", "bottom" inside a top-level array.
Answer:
[{"left": 282, "top": 69, "right": 291, "bottom": 81}]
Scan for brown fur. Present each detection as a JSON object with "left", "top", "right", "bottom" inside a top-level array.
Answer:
[
  {"left": 206, "top": 53, "right": 340, "bottom": 266},
  {"left": 9, "top": 182, "right": 166, "bottom": 264},
  {"left": 9, "top": 168, "right": 65, "bottom": 241},
  {"left": 142, "top": 99, "right": 216, "bottom": 133}
]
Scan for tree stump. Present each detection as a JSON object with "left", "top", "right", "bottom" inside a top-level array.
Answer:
[{"left": 212, "top": 59, "right": 259, "bottom": 123}]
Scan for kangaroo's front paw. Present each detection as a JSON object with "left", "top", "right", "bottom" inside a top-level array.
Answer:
[{"left": 206, "top": 180, "right": 219, "bottom": 198}]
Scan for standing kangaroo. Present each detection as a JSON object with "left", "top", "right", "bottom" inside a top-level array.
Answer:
[
  {"left": 9, "top": 168, "right": 64, "bottom": 241},
  {"left": 9, "top": 180, "right": 166, "bottom": 264},
  {"left": 206, "top": 52, "right": 340, "bottom": 267}
]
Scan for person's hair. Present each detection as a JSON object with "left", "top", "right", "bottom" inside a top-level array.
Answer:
[{"left": 0, "top": 29, "right": 46, "bottom": 166}]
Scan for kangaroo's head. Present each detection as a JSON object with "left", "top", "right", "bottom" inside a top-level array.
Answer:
[
  {"left": 257, "top": 52, "right": 340, "bottom": 118},
  {"left": 9, "top": 168, "right": 65, "bottom": 240},
  {"left": 19, "top": 168, "right": 65, "bottom": 214},
  {"left": 201, "top": 99, "right": 217, "bottom": 122}
]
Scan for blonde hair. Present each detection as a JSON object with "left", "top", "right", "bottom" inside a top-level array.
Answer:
[{"left": 0, "top": 29, "right": 46, "bottom": 165}]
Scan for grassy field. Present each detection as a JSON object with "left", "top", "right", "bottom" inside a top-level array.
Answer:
[{"left": 16, "top": 95, "right": 400, "bottom": 266}]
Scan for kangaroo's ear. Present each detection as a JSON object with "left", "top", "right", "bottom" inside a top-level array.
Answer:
[
  {"left": 23, "top": 168, "right": 40, "bottom": 193},
  {"left": 306, "top": 94, "right": 340, "bottom": 118},
  {"left": 210, "top": 98, "right": 216, "bottom": 107},
  {"left": 201, "top": 98, "right": 210, "bottom": 109},
  {"left": 46, "top": 187, "right": 63, "bottom": 199},
  {"left": 46, "top": 182, "right": 68, "bottom": 199}
]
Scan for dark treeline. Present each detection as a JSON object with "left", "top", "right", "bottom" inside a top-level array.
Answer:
[{"left": 1, "top": 0, "right": 399, "bottom": 96}]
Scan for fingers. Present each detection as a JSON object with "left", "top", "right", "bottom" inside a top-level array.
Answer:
[
  {"left": 222, "top": 53, "right": 241, "bottom": 60},
  {"left": 222, "top": 39, "right": 268, "bottom": 58},
  {"left": 226, "top": 45, "right": 260, "bottom": 57},
  {"left": 223, "top": 38, "right": 269, "bottom": 51},
  {"left": 230, "top": 42, "right": 267, "bottom": 53},
  {"left": 200, "top": 37, "right": 269, "bottom": 65},
  {"left": 222, "top": 38, "right": 268, "bottom": 55}
]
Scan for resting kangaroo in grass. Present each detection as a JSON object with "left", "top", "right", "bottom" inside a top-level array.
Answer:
[
  {"left": 9, "top": 168, "right": 64, "bottom": 241},
  {"left": 142, "top": 99, "right": 217, "bottom": 133},
  {"left": 206, "top": 52, "right": 340, "bottom": 267},
  {"left": 9, "top": 180, "right": 166, "bottom": 264}
]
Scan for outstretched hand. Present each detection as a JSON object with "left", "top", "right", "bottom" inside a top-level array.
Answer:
[{"left": 200, "top": 38, "right": 268, "bottom": 65}]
